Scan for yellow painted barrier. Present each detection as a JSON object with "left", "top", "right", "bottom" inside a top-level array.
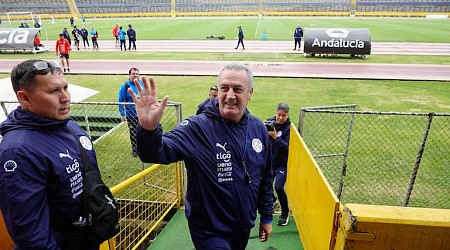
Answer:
[
  {"left": 286, "top": 123, "right": 340, "bottom": 250},
  {"left": 335, "top": 204, "right": 450, "bottom": 250}
]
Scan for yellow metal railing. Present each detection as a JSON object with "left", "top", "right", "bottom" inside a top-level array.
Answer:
[{"left": 101, "top": 162, "right": 183, "bottom": 250}]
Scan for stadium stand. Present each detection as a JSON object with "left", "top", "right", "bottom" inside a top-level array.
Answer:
[
  {"left": 0, "top": 0, "right": 70, "bottom": 15},
  {"left": 0, "top": 0, "right": 448, "bottom": 18},
  {"left": 357, "top": 0, "right": 450, "bottom": 13}
]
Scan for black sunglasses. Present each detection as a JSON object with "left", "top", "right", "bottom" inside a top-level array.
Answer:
[{"left": 18, "top": 61, "right": 60, "bottom": 84}]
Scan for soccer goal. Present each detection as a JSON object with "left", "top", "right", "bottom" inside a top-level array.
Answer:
[{"left": 6, "top": 11, "right": 33, "bottom": 25}]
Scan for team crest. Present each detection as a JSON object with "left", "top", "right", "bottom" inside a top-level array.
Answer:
[
  {"left": 79, "top": 136, "right": 92, "bottom": 150},
  {"left": 252, "top": 138, "right": 263, "bottom": 153}
]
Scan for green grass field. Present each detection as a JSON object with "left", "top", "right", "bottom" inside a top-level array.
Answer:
[{"left": 3, "top": 16, "right": 450, "bottom": 42}]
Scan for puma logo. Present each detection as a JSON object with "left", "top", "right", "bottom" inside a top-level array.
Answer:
[
  {"left": 216, "top": 142, "right": 227, "bottom": 152},
  {"left": 59, "top": 150, "right": 73, "bottom": 160}
]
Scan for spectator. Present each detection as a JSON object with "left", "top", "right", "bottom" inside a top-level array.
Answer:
[
  {"left": 55, "top": 33, "right": 71, "bottom": 72},
  {"left": 293, "top": 26, "right": 303, "bottom": 51},
  {"left": 70, "top": 17, "right": 74, "bottom": 27},
  {"left": 235, "top": 25, "right": 245, "bottom": 50},
  {"left": 196, "top": 85, "right": 218, "bottom": 115},
  {"left": 19, "top": 23, "right": 25, "bottom": 28},
  {"left": 118, "top": 26, "right": 127, "bottom": 51},
  {"left": 80, "top": 25, "right": 90, "bottom": 48},
  {"left": 265, "top": 102, "right": 291, "bottom": 226},
  {"left": 81, "top": 15, "right": 86, "bottom": 23},
  {"left": 23, "top": 23, "right": 29, "bottom": 28},
  {"left": 130, "top": 63, "right": 274, "bottom": 249},
  {"left": 34, "top": 34, "right": 44, "bottom": 50},
  {"left": 118, "top": 68, "right": 144, "bottom": 157},
  {"left": 0, "top": 59, "right": 101, "bottom": 250},
  {"left": 72, "top": 25, "right": 81, "bottom": 50},
  {"left": 62, "top": 27, "right": 71, "bottom": 45},
  {"left": 112, "top": 24, "right": 119, "bottom": 47},
  {"left": 90, "top": 27, "right": 99, "bottom": 51},
  {"left": 34, "top": 21, "right": 41, "bottom": 36},
  {"left": 127, "top": 24, "right": 137, "bottom": 50}
]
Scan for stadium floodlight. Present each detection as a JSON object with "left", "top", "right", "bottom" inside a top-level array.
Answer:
[{"left": 6, "top": 12, "right": 33, "bottom": 25}]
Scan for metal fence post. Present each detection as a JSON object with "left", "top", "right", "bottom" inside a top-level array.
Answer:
[
  {"left": 337, "top": 110, "right": 356, "bottom": 199},
  {"left": 403, "top": 112, "right": 434, "bottom": 207}
]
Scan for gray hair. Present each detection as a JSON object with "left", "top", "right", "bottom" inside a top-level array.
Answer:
[
  {"left": 276, "top": 102, "right": 290, "bottom": 113},
  {"left": 218, "top": 63, "right": 254, "bottom": 89}
]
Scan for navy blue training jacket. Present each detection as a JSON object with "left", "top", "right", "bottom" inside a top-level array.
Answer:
[
  {"left": 266, "top": 116, "right": 291, "bottom": 170},
  {"left": 137, "top": 98, "right": 274, "bottom": 233},
  {"left": 0, "top": 107, "right": 100, "bottom": 250}
]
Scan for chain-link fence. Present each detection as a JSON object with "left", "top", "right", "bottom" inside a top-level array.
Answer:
[
  {"left": 1, "top": 101, "right": 183, "bottom": 188},
  {"left": 299, "top": 105, "right": 450, "bottom": 209}
]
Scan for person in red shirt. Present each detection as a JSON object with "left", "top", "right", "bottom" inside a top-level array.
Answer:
[
  {"left": 34, "top": 34, "right": 43, "bottom": 49},
  {"left": 55, "top": 33, "right": 71, "bottom": 72},
  {"left": 112, "top": 24, "right": 119, "bottom": 47}
]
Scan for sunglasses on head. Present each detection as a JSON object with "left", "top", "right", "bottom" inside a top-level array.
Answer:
[
  {"left": 18, "top": 61, "right": 60, "bottom": 85},
  {"left": 210, "top": 86, "right": 218, "bottom": 91}
]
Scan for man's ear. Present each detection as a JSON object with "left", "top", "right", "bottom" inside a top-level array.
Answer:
[{"left": 16, "top": 90, "right": 31, "bottom": 108}]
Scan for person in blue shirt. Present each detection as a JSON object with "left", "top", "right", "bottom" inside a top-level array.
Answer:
[
  {"left": 265, "top": 102, "right": 291, "bottom": 226},
  {"left": 128, "top": 63, "right": 274, "bottom": 249},
  {"left": 0, "top": 59, "right": 100, "bottom": 250},
  {"left": 118, "top": 26, "right": 127, "bottom": 51},
  {"left": 90, "top": 26, "right": 99, "bottom": 50},
  {"left": 118, "top": 67, "right": 144, "bottom": 157}
]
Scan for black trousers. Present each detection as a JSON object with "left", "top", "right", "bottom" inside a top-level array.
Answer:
[
  {"left": 128, "top": 40, "right": 136, "bottom": 50},
  {"left": 120, "top": 40, "right": 126, "bottom": 51},
  {"left": 236, "top": 38, "right": 245, "bottom": 49},
  {"left": 126, "top": 116, "right": 138, "bottom": 154},
  {"left": 294, "top": 38, "right": 301, "bottom": 50}
]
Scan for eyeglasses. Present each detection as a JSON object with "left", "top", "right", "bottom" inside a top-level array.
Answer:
[
  {"left": 210, "top": 86, "right": 218, "bottom": 91},
  {"left": 18, "top": 61, "right": 59, "bottom": 84}
]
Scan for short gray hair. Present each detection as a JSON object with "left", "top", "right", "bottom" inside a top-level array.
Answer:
[
  {"left": 218, "top": 63, "right": 254, "bottom": 89},
  {"left": 276, "top": 102, "right": 290, "bottom": 113}
]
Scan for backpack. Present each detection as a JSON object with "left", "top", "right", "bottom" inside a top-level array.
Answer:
[{"left": 69, "top": 129, "right": 120, "bottom": 245}]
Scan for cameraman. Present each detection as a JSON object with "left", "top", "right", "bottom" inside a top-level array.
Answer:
[{"left": 265, "top": 102, "right": 291, "bottom": 226}]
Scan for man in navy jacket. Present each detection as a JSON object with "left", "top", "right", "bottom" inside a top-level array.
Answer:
[
  {"left": 129, "top": 63, "right": 274, "bottom": 249},
  {"left": 0, "top": 59, "right": 100, "bottom": 249},
  {"left": 266, "top": 102, "right": 291, "bottom": 226}
]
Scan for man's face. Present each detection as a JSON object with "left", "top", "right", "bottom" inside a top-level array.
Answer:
[
  {"left": 19, "top": 73, "right": 71, "bottom": 121},
  {"left": 218, "top": 69, "right": 253, "bottom": 123},
  {"left": 209, "top": 90, "right": 218, "bottom": 99},
  {"left": 129, "top": 70, "right": 139, "bottom": 82},
  {"left": 275, "top": 109, "right": 289, "bottom": 125}
]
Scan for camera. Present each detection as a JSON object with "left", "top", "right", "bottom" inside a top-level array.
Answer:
[{"left": 264, "top": 120, "right": 275, "bottom": 131}]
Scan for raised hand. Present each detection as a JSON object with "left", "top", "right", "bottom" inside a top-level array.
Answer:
[{"left": 127, "top": 76, "right": 169, "bottom": 131}]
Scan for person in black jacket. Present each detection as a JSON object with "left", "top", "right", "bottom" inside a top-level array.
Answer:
[
  {"left": 80, "top": 25, "right": 90, "bottom": 48},
  {"left": 127, "top": 24, "right": 137, "bottom": 50},
  {"left": 293, "top": 26, "right": 303, "bottom": 51},
  {"left": 196, "top": 85, "right": 218, "bottom": 115},
  {"left": 266, "top": 102, "right": 291, "bottom": 226},
  {"left": 234, "top": 26, "right": 245, "bottom": 50}
]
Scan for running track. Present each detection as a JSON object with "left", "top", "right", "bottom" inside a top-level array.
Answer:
[{"left": 0, "top": 40, "right": 449, "bottom": 81}]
